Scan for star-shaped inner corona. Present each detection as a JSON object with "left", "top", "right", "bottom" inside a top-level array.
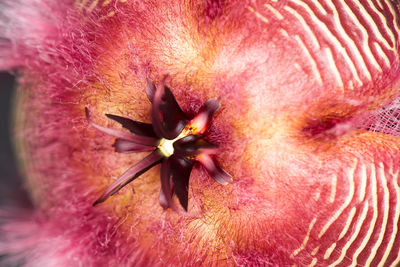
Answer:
[{"left": 86, "top": 79, "right": 232, "bottom": 211}]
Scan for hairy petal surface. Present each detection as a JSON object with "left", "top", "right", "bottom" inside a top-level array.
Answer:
[{"left": 2, "top": 0, "right": 400, "bottom": 266}]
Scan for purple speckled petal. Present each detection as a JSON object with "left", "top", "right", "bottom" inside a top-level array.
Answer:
[{"left": 93, "top": 150, "right": 163, "bottom": 206}]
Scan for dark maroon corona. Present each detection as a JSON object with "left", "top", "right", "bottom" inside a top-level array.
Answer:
[{"left": 87, "top": 79, "right": 232, "bottom": 211}]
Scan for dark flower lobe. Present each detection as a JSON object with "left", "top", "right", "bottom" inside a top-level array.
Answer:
[
  {"left": 188, "top": 97, "right": 221, "bottom": 134},
  {"left": 86, "top": 108, "right": 159, "bottom": 146},
  {"left": 89, "top": 80, "right": 232, "bottom": 211},
  {"left": 197, "top": 154, "right": 233, "bottom": 185},
  {"left": 159, "top": 157, "right": 174, "bottom": 210},
  {"left": 105, "top": 113, "right": 157, "bottom": 137},
  {"left": 113, "top": 138, "right": 155, "bottom": 153},
  {"left": 93, "top": 150, "right": 163, "bottom": 206},
  {"left": 151, "top": 82, "right": 188, "bottom": 139},
  {"left": 170, "top": 156, "right": 193, "bottom": 211},
  {"left": 173, "top": 135, "right": 218, "bottom": 157}
]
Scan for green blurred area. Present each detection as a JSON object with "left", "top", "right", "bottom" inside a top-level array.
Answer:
[{"left": 0, "top": 72, "right": 31, "bottom": 207}]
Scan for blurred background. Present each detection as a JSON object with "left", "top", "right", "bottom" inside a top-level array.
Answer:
[{"left": 0, "top": 72, "right": 30, "bottom": 207}]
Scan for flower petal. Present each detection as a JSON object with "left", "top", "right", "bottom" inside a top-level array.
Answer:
[
  {"left": 93, "top": 150, "right": 163, "bottom": 206},
  {"left": 188, "top": 97, "right": 221, "bottom": 134},
  {"left": 105, "top": 113, "right": 157, "bottom": 138},
  {"left": 86, "top": 108, "right": 159, "bottom": 146},
  {"left": 173, "top": 135, "right": 219, "bottom": 157},
  {"left": 151, "top": 83, "right": 188, "bottom": 139},
  {"left": 159, "top": 158, "right": 174, "bottom": 210},
  {"left": 113, "top": 139, "right": 155, "bottom": 153},
  {"left": 170, "top": 156, "right": 193, "bottom": 211},
  {"left": 197, "top": 154, "right": 233, "bottom": 185}
]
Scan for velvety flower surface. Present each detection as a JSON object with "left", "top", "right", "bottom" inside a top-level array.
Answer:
[
  {"left": 87, "top": 79, "right": 232, "bottom": 211},
  {"left": 1, "top": 0, "right": 400, "bottom": 266}
]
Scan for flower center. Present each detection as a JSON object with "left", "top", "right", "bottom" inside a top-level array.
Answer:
[{"left": 157, "top": 129, "right": 191, "bottom": 157}]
